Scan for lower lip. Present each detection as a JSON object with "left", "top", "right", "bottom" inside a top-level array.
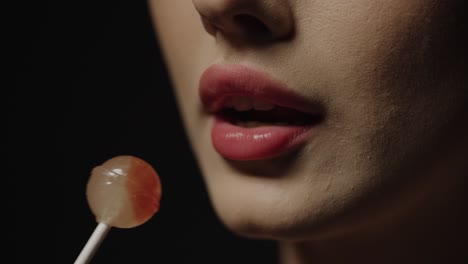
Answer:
[{"left": 211, "top": 116, "right": 314, "bottom": 161}]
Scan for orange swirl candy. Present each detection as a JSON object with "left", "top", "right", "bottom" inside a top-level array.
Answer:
[{"left": 86, "top": 155, "right": 162, "bottom": 228}]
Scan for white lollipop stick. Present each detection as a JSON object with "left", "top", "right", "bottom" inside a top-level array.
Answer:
[{"left": 74, "top": 223, "right": 111, "bottom": 264}]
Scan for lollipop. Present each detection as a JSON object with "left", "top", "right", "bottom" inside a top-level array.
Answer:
[{"left": 75, "top": 155, "right": 162, "bottom": 264}]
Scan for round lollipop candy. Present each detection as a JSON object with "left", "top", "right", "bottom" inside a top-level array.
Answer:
[{"left": 75, "top": 155, "right": 162, "bottom": 264}]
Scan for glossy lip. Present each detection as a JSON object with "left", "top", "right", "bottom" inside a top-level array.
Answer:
[{"left": 199, "top": 64, "right": 323, "bottom": 161}]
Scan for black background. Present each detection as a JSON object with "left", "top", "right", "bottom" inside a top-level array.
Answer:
[{"left": 13, "top": 1, "right": 277, "bottom": 263}]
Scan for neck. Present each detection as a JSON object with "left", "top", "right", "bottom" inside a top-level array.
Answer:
[
  {"left": 280, "top": 142, "right": 467, "bottom": 264},
  {"left": 279, "top": 199, "right": 467, "bottom": 264}
]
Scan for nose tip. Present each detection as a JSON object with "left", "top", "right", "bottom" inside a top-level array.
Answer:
[{"left": 193, "top": 0, "right": 294, "bottom": 42}]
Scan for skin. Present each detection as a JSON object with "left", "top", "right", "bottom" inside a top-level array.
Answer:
[{"left": 149, "top": 0, "right": 467, "bottom": 263}]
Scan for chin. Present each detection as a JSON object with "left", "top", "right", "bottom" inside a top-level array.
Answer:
[
  {"left": 211, "top": 197, "right": 344, "bottom": 241},
  {"left": 202, "top": 170, "right": 366, "bottom": 241}
]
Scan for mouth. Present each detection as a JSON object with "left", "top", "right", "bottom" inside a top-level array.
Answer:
[
  {"left": 218, "top": 97, "right": 321, "bottom": 127},
  {"left": 199, "top": 64, "right": 323, "bottom": 161}
]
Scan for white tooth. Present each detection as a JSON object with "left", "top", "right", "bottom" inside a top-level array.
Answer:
[
  {"left": 232, "top": 97, "right": 253, "bottom": 111},
  {"left": 253, "top": 100, "right": 274, "bottom": 111}
]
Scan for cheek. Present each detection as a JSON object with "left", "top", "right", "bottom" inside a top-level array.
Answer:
[
  {"left": 295, "top": 0, "right": 463, "bottom": 130},
  {"left": 296, "top": 0, "right": 449, "bottom": 84},
  {"left": 295, "top": 0, "right": 467, "bottom": 194}
]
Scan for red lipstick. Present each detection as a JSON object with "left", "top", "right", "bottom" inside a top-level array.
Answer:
[{"left": 199, "top": 64, "right": 322, "bottom": 161}]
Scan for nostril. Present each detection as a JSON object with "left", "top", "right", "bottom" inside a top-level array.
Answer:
[
  {"left": 193, "top": 0, "right": 294, "bottom": 42},
  {"left": 200, "top": 15, "right": 220, "bottom": 36},
  {"left": 233, "top": 14, "right": 272, "bottom": 39}
]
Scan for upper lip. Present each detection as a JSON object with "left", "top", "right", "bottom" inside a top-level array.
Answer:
[{"left": 199, "top": 64, "right": 322, "bottom": 115}]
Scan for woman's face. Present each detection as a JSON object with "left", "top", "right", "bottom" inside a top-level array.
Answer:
[{"left": 149, "top": 0, "right": 467, "bottom": 239}]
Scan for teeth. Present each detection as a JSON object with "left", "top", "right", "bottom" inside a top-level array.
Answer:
[
  {"left": 226, "top": 97, "right": 275, "bottom": 111},
  {"left": 253, "top": 100, "right": 274, "bottom": 111},
  {"left": 236, "top": 121, "right": 290, "bottom": 127},
  {"left": 232, "top": 97, "right": 253, "bottom": 111}
]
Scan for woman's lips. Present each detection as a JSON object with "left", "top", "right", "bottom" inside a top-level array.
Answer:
[{"left": 199, "top": 64, "right": 323, "bottom": 161}]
